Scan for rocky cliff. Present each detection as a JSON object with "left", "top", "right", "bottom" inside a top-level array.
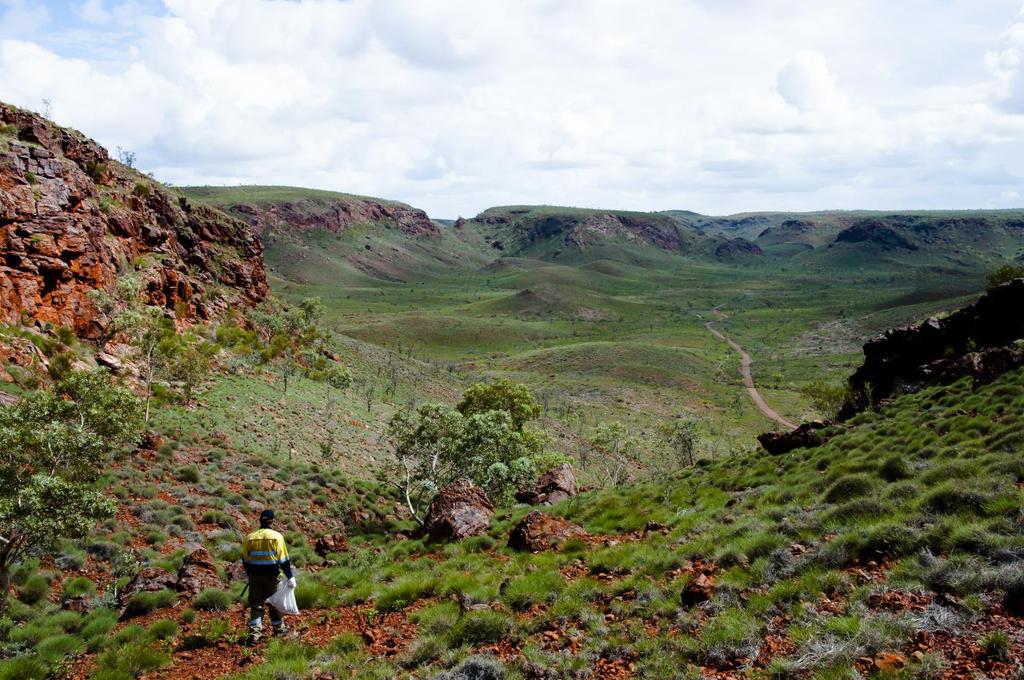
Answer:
[
  {"left": 0, "top": 102, "right": 267, "bottom": 340},
  {"left": 843, "top": 278, "right": 1024, "bottom": 414},
  {"left": 183, "top": 187, "right": 439, "bottom": 239}
]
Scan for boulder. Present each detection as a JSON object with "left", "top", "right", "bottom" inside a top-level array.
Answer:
[
  {"left": 119, "top": 567, "right": 178, "bottom": 606},
  {"left": 137, "top": 430, "right": 165, "bottom": 451},
  {"left": 679, "top": 572, "right": 714, "bottom": 606},
  {"left": 314, "top": 532, "right": 349, "bottom": 557},
  {"left": 757, "top": 420, "right": 832, "bottom": 455},
  {"left": 424, "top": 479, "right": 493, "bottom": 540},
  {"left": 260, "top": 478, "right": 285, "bottom": 492},
  {"left": 508, "top": 510, "right": 587, "bottom": 552},
  {"left": 175, "top": 546, "right": 224, "bottom": 597},
  {"left": 516, "top": 464, "right": 578, "bottom": 505}
]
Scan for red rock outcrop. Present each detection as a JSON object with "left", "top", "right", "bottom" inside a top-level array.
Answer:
[
  {"left": 507, "top": 510, "right": 587, "bottom": 552},
  {"left": 0, "top": 102, "right": 267, "bottom": 340},
  {"left": 843, "top": 278, "right": 1024, "bottom": 416},
  {"left": 176, "top": 546, "right": 224, "bottom": 597},
  {"left": 423, "top": 479, "right": 493, "bottom": 541},
  {"left": 221, "top": 195, "right": 438, "bottom": 239},
  {"left": 314, "top": 532, "right": 349, "bottom": 557},
  {"left": 516, "top": 463, "right": 579, "bottom": 505},
  {"left": 757, "top": 420, "right": 832, "bottom": 455}
]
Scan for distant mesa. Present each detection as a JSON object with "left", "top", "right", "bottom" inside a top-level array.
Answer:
[
  {"left": 714, "top": 237, "right": 763, "bottom": 262},
  {"left": 834, "top": 219, "right": 919, "bottom": 251}
]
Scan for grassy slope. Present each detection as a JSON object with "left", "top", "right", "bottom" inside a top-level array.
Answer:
[{"left": 10, "top": 367, "right": 1018, "bottom": 679}]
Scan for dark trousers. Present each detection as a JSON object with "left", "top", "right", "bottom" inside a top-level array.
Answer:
[{"left": 247, "top": 572, "right": 283, "bottom": 628}]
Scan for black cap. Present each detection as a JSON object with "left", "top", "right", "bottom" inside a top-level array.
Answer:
[{"left": 259, "top": 509, "right": 275, "bottom": 523}]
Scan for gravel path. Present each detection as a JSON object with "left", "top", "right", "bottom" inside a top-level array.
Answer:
[{"left": 705, "top": 318, "right": 797, "bottom": 430}]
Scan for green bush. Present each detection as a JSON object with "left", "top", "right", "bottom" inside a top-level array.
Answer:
[
  {"left": 979, "top": 630, "right": 1010, "bottom": 661},
  {"left": 194, "top": 588, "right": 233, "bottom": 611},
  {"left": 824, "top": 474, "right": 876, "bottom": 504},
  {"left": 81, "top": 608, "right": 119, "bottom": 650},
  {"left": 17, "top": 573, "right": 50, "bottom": 605},
  {"left": 879, "top": 456, "right": 910, "bottom": 481},
  {"left": 148, "top": 618, "right": 180, "bottom": 641},
  {"left": 921, "top": 485, "right": 989, "bottom": 515},
  {"left": 294, "top": 579, "right": 336, "bottom": 609},
  {"left": 35, "top": 633, "right": 83, "bottom": 662},
  {"left": 501, "top": 570, "right": 565, "bottom": 612},
  {"left": 96, "top": 639, "right": 170, "bottom": 677},
  {"left": 447, "top": 609, "right": 514, "bottom": 646},
  {"left": 376, "top": 576, "right": 434, "bottom": 612},
  {"left": 122, "top": 589, "right": 177, "bottom": 618},
  {"left": 177, "top": 465, "right": 200, "bottom": 483},
  {"left": 0, "top": 657, "right": 49, "bottom": 680}
]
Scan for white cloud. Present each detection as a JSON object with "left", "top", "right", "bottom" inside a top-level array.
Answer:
[
  {"left": 76, "top": 0, "right": 111, "bottom": 24},
  {"left": 0, "top": 0, "right": 1022, "bottom": 216}
]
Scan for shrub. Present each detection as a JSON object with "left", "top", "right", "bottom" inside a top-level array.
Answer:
[
  {"left": 979, "top": 630, "right": 1010, "bottom": 661},
  {"left": 294, "top": 579, "right": 336, "bottom": 610},
  {"left": 96, "top": 639, "right": 170, "bottom": 677},
  {"left": 448, "top": 610, "right": 514, "bottom": 646},
  {"left": 200, "top": 510, "right": 235, "bottom": 528},
  {"left": 824, "top": 474, "right": 876, "bottom": 503},
  {"left": 0, "top": 657, "right": 49, "bottom": 680},
  {"left": 123, "top": 589, "right": 177, "bottom": 618},
  {"left": 501, "top": 571, "right": 565, "bottom": 612},
  {"left": 433, "top": 655, "right": 506, "bottom": 680},
  {"left": 921, "top": 485, "right": 988, "bottom": 515},
  {"left": 879, "top": 456, "right": 910, "bottom": 481},
  {"left": 177, "top": 465, "right": 200, "bottom": 483},
  {"left": 699, "top": 608, "right": 759, "bottom": 664},
  {"left": 81, "top": 608, "right": 119, "bottom": 649},
  {"left": 17, "top": 574, "right": 50, "bottom": 605},
  {"left": 179, "top": 608, "right": 196, "bottom": 624},
  {"left": 194, "top": 588, "right": 233, "bottom": 611},
  {"left": 327, "top": 631, "right": 363, "bottom": 655},
  {"left": 35, "top": 633, "right": 83, "bottom": 662},
  {"left": 147, "top": 618, "right": 180, "bottom": 641},
  {"left": 859, "top": 523, "right": 923, "bottom": 559},
  {"left": 62, "top": 576, "right": 97, "bottom": 598},
  {"left": 376, "top": 576, "right": 434, "bottom": 612}
]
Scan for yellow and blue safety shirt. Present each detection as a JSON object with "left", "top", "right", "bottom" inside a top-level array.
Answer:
[{"left": 241, "top": 527, "right": 293, "bottom": 578}]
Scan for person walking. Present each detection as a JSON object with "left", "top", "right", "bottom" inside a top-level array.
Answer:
[{"left": 241, "top": 509, "right": 295, "bottom": 644}]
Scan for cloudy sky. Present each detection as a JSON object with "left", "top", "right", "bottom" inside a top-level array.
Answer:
[{"left": 2, "top": 0, "right": 1024, "bottom": 218}]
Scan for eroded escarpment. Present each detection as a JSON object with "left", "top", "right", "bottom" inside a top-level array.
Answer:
[{"left": 0, "top": 102, "right": 268, "bottom": 340}]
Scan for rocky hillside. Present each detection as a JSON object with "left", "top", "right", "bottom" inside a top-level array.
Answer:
[
  {"left": 183, "top": 186, "right": 439, "bottom": 239},
  {"left": 679, "top": 209, "right": 1024, "bottom": 264},
  {"left": 469, "top": 206, "right": 701, "bottom": 254},
  {"left": 0, "top": 103, "right": 267, "bottom": 340},
  {"left": 845, "top": 277, "right": 1024, "bottom": 413}
]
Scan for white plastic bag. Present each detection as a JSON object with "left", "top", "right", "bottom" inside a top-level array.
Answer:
[{"left": 266, "top": 579, "right": 300, "bottom": 615}]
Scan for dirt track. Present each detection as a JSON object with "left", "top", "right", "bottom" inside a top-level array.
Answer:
[{"left": 705, "top": 318, "right": 796, "bottom": 430}]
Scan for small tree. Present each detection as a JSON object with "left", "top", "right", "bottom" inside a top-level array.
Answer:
[
  {"left": 160, "top": 334, "right": 216, "bottom": 407},
  {"left": 656, "top": 417, "right": 702, "bottom": 468},
  {"left": 124, "top": 305, "right": 175, "bottom": 422},
  {"left": 0, "top": 371, "right": 142, "bottom": 613},
  {"left": 385, "top": 380, "right": 552, "bottom": 522},
  {"left": 116, "top": 146, "right": 136, "bottom": 169},
  {"left": 589, "top": 421, "right": 638, "bottom": 487},
  {"left": 986, "top": 264, "right": 1024, "bottom": 291},
  {"left": 386, "top": 403, "right": 465, "bottom": 524},
  {"left": 799, "top": 381, "right": 850, "bottom": 422},
  {"left": 456, "top": 377, "right": 540, "bottom": 429}
]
